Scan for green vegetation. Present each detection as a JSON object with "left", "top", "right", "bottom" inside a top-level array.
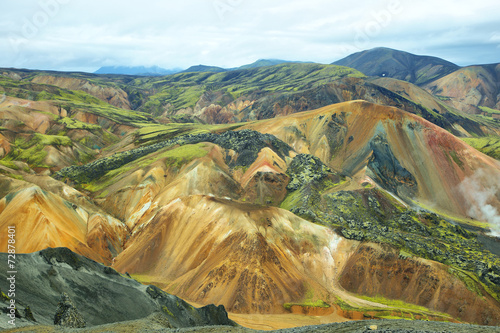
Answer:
[
  {"left": 0, "top": 289, "right": 10, "bottom": 301},
  {"left": 58, "top": 117, "right": 102, "bottom": 130},
  {"left": 334, "top": 297, "right": 452, "bottom": 321},
  {"left": 134, "top": 122, "right": 242, "bottom": 145},
  {"left": 162, "top": 306, "right": 174, "bottom": 317},
  {"left": 131, "top": 63, "right": 365, "bottom": 112},
  {"left": 283, "top": 300, "right": 330, "bottom": 310},
  {"left": 0, "top": 74, "right": 104, "bottom": 105},
  {"left": 448, "top": 150, "right": 464, "bottom": 168},
  {"left": 62, "top": 102, "right": 152, "bottom": 126},
  {"left": 0, "top": 160, "right": 20, "bottom": 170},
  {"left": 479, "top": 106, "right": 500, "bottom": 115},
  {"left": 0, "top": 168, "right": 25, "bottom": 181},
  {"left": 5, "top": 133, "right": 72, "bottom": 168},
  {"left": 357, "top": 295, "right": 434, "bottom": 313},
  {"left": 83, "top": 143, "right": 209, "bottom": 192},
  {"left": 461, "top": 136, "right": 500, "bottom": 160}
]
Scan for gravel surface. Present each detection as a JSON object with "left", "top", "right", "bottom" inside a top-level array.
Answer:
[
  {"left": 170, "top": 320, "right": 500, "bottom": 333},
  {"left": 7, "top": 319, "right": 500, "bottom": 333}
]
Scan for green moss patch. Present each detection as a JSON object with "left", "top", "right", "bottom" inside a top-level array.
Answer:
[
  {"left": 6, "top": 133, "right": 73, "bottom": 168},
  {"left": 283, "top": 299, "right": 330, "bottom": 310},
  {"left": 334, "top": 297, "right": 452, "bottom": 321},
  {"left": 461, "top": 136, "right": 500, "bottom": 160},
  {"left": 59, "top": 117, "right": 102, "bottom": 130}
]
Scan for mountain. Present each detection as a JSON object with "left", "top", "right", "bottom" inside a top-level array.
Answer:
[
  {"left": 94, "top": 65, "right": 182, "bottom": 76},
  {"left": 237, "top": 59, "right": 308, "bottom": 70},
  {"left": 333, "top": 47, "right": 460, "bottom": 85},
  {"left": 424, "top": 63, "right": 500, "bottom": 113},
  {"left": 182, "top": 65, "right": 228, "bottom": 73},
  {"left": 5, "top": 64, "right": 497, "bottom": 139},
  {"left": 1, "top": 62, "right": 500, "bottom": 329},
  {"left": 181, "top": 59, "right": 309, "bottom": 73},
  {"left": 1, "top": 251, "right": 496, "bottom": 332}
]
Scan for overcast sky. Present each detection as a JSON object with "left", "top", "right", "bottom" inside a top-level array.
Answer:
[{"left": 1, "top": 0, "right": 499, "bottom": 72}]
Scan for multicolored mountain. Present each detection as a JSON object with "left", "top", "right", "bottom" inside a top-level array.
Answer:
[{"left": 1, "top": 48, "right": 499, "bottom": 330}]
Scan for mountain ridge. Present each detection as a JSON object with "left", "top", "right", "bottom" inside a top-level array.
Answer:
[
  {"left": 94, "top": 65, "right": 182, "bottom": 76},
  {"left": 333, "top": 47, "right": 460, "bottom": 85}
]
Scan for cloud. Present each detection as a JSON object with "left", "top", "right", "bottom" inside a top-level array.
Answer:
[{"left": 0, "top": 0, "right": 499, "bottom": 71}]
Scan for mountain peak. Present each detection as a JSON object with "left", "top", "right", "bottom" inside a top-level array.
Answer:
[{"left": 333, "top": 47, "right": 459, "bottom": 85}]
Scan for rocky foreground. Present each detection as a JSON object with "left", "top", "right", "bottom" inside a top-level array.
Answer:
[
  {"left": 1, "top": 249, "right": 500, "bottom": 333},
  {"left": 3, "top": 317, "right": 500, "bottom": 332}
]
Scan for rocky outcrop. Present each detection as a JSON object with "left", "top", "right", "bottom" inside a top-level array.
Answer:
[
  {"left": 55, "top": 129, "right": 291, "bottom": 184},
  {"left": 0, "top": 248, "right": 237, "bottom": 329},
  {"left": 367, "top": 135, "right": 417, "bottom": 198},
  {"left": 54, "top": 293, "right": 86, "bottom": 328},
  {"left": 286, "top": 154, "right": 338, "bottom": 191}
]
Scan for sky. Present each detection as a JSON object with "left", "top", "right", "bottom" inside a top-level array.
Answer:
[{"left": 1, "top": 0, "right": 499, "bottom": 72}]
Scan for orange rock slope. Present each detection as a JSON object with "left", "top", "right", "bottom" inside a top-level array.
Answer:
[
  {"left": 0, "top": 176, "right": 128, "bottom": 264},
  {"left": 424, "top": 64, "right": 500, "bottom": 113},
  {"left": 242, "top": 100, "right": 500, "bottom": 218}
]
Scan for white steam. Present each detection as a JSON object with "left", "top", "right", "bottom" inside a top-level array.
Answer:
[{"left": 459, "top": 168, "right": 500, "bottom": 238}]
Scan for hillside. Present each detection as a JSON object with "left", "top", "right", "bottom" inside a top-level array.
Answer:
[
  {"left": 333, "top": 47, "right": 460, "bottom": 86},
  {"left": 0, "top": 62, "right": 500, "bottom": 329},
  {"left": 0, "top": 248, "right": 235, "bottom": 329},
  {"left": 424, "top": 63, "right": 500, "bottom": 114},
  {"left": 3, "top": 64, "right": 498, "bottom": 140}
]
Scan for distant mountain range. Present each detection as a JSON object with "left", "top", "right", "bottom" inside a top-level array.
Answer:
[
  {"left": 94, "top": 65, "right": 182, "bottom": 76},
  {"left": 98, "top": 48, "right": 462, "bottom": 81},
  {"left": 181, "top": 59, "right": 309, "bottom": 73},
  {"left": 95, "top": 59, "right": 309, "bottom": 76}
]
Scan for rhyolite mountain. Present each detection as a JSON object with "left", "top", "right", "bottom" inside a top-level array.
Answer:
[
  {"left": 333, "top": 47, "right": 460, "bottom": 86},
  {"left": 0, "top": 52, "right": 500, "bottom": 330},
  {"left": 424, "top": 63, "right": 500, "bottom": 113}
]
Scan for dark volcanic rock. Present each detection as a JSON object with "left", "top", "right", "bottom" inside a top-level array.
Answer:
[
  {"left": 24, "top": 306, "right": 36, "bottom": 322},
  {"left": 55, "top": 129, "right": 292, "bottom": 183},
  {"left": 286, "top": 154, "right": 338, "bottom": 191},
  {"left": 54, "top": 293, "right": 86, "bottom": 328},
  {"left": 367, "top": 135, "right": 417, "bottom": 197},
  {"left": 0, "top": 248, "right": 237, "bottom": 329}
]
